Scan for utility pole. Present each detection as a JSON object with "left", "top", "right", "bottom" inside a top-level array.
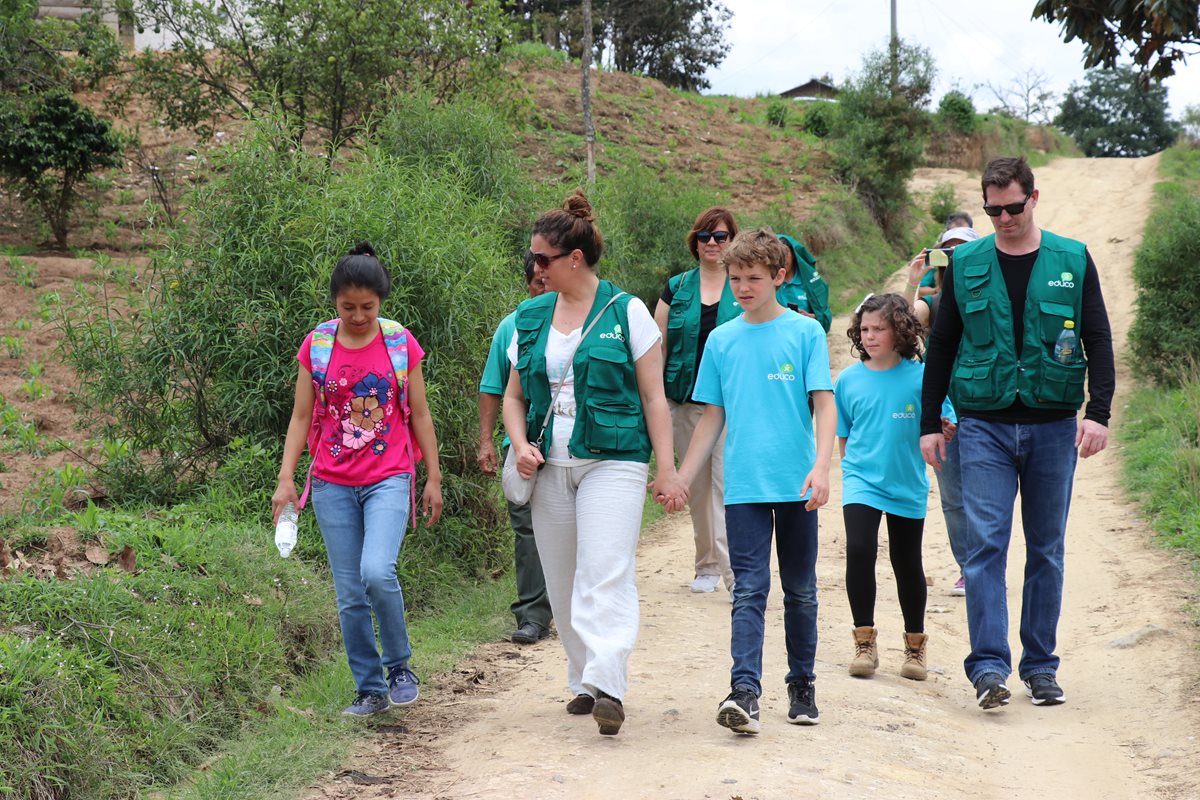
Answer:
[
  {"left": 889, "top": 0, "right": 899, "bottom": 93},
  {"left": 582, "top": 0, "right": 596, "bottom": 185}
]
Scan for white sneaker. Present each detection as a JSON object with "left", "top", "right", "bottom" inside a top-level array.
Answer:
[
  {"left": 690, "top": 574, "right": 720, "bottom": 593},
  {"left": 950, "top": 575, "right": 966, "bottom": 597}
]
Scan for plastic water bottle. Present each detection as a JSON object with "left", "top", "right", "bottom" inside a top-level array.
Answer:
[
  {"left": 1053, "top": 320, "right": 1079, "bottom": 365},
  {"left": 275, "top": 502, "right": 297, "bottom": 558}
]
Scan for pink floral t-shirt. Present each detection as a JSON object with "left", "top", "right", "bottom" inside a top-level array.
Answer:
[{"left": 297, "top": 327, "right": 425, "bottom": 486}]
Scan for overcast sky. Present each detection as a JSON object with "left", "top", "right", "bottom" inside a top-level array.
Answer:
[{"left": 702, "top": 1, "right": 1200, "bottom": 118}]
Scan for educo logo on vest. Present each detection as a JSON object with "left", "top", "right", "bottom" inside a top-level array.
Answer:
[
  {"left": 599, "top": 323, "right": 625, "bottom": 342},
  {"left": 1048, "top": 271, "right": 1075, "bottom": 289},
  {"left": 891, "top": 403, "right": 917, "bottom": 420},
  {"left": 768, "top": 362, "right": 796, "bottom": 382}
]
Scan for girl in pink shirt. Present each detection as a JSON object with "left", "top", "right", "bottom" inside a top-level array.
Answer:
[{"left": 273, "top": 242, "right": 442, "bottom": 718}]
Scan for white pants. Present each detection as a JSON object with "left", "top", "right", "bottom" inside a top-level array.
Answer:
[
  {"left": 669, "top": 399, "right": 733, "bottom": 588},
  {"left": 530, "top": 458, "right": 648, "bottom": 701}
]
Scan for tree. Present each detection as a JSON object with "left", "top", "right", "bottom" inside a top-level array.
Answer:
[
  {"left": 504, "top": 0, "right": 732, "bottom": 92},
  {"left": 0, "top": 0, "right": 124, "bottom": 99},
  {"left": 832, "top": 40, "right": 936, "bottom": 238},
  {"left": 1033, "top": 0, "right": 1200, "bottom": 81},
  {"left": 981, "top": 68, "right": 1057, "bottom": 124},
  {"left": 1055, "top": 66, "right": 1177, "bottom": 157},
  {"left": 0, "top": 92, "right": 124, "bottom": 248},
  {"left": 125, "top": 0, "right": 510, "bottom": 146}
]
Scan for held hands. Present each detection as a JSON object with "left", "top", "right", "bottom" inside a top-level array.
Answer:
[
  {"left": 941, "top": 417, "right": 958, "bottom": 443},
  {"left": 651, "top": 469, "right": 689, "bottom": 513},
  {"left": 1076, "top": 419, "right": 1109, "bottom": 459},
  {"left": 271, "top": 479, "right": 299, "bottom": 525},
  {"left": 476, "top": 437, "right": 498, "bottom": 476},
  {"left": 516, "top": 441, "right": 545, "bottom": 479}
]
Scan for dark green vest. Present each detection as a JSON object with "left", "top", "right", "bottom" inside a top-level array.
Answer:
[
  {"left": 777, "top": 234, "right": 833, "bottom": 333},
  {"left": 950, "top": 232, "right": 1088, "bottom": 412},
  {"left": 514, "top": 279, "right": 651, "bottom": 462},
  {"left": 663, "top": 268, "right": 740, "bottom": 403}
]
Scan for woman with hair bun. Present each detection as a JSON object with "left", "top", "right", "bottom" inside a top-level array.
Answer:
[
  {"left": 273, "top": 242, "right": 443, "bottom": 718},
  {"left": 503, "top": 190, "right": 686, "bottom": 736}
]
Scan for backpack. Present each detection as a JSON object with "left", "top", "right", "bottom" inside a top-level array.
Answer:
[{"left": 299, "top": 318, "right": 420, "bottom": 508}]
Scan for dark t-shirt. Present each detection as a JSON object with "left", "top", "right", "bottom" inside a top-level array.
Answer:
[
  {"left": 661, "top": 282, "right": 720, "bottom": 404},
  {"left": 921, "top": 244, "right": 1115, "bottom": 434}
]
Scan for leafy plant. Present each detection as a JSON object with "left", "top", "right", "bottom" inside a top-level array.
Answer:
[
  {"left": 766, "top": 98, "right": 789, "bottom": 128},
  {"left": 800, "top": 101, "right": 835, "bottom": 138},
  {"left": 18, "top": 378, "right": 50, "bottom": 401},
  {"left": 0, "top": 91, "right": 124, "bottom": 247},
  {"left": 938, "top": 90, "right": 977, "bottom": 134},
  {"left": 8, "top": 255, "right": 37, "bottom": 287},
  {"left": 928, "top": 182, "right": 958, "bottom": 225},
  {"left": 1, "top": 335, "right": 22, "bottom": 359}
]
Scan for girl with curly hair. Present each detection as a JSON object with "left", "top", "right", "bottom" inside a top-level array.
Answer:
[
  {"left": 273, "top": 242, "right": 442, "bottom": 718},
  {"left": 834, "top": 293, "right": 948, "bottom": 684}
]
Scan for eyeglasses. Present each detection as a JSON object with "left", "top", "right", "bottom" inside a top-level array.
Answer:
[
  {"left": 696, "top": 230, "right": 731, "bottom": 244},
  {"left": 528, "top": 249, "right": 571, "bottom": 269},
  {"left": 982, "top": 194, "right": 1032, "bottom": 217}
]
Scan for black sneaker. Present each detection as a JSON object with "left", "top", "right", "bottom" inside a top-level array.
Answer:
[
  {"left": 510, "top": 621, "right": 549, "bottom": 644},
  {"left": 973, "top": 672, "right": 1012, "bottom": 710},
  {"left": 786, "top": 677, "right": 819, "bottom": 725},
  {"left": 716, "top": 687, "right": 761, "bottom": 735},
  {"left": 1024, "top": 673, "right": 1066, "bottom": 706},
  {"left": 342, "top": 691, "right": 390, "bottom": 717}
]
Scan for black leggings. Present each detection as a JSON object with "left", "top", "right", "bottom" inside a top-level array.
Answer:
[{"left": 843, "top": 503, "right": 926, "bottom": 633}]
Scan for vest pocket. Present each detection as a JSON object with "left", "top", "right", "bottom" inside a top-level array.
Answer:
[
  {"left": 588, "top": 346, "right": 629, "bottom": 391},
  {"left": 962, "top": 297, "right": 993, "bottom": 346},
  {"left": 1038, "top": 300, "right": 1076, "bottom": 346},
  {"left": 1033, "top": 354, "right": 1086, "bottom": 406},
  {"left": 584, "top": 404, "right": 642, "bottom": 454},
  {"left": 953, "top": 353, "right": 1002, "bottom": 405}
]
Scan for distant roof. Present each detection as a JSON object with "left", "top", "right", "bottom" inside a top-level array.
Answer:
[{"left": 780, "top": 79, "right": 839, "bottom": 99}]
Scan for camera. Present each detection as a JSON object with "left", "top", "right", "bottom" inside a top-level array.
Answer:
[{"left": 924, "top": 247, "right": 953, "bottom": 268}]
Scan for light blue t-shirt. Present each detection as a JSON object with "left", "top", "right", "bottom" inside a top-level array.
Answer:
[
  {"left": 835, "top": 358, "right": 949, "bottom": 518},
  {"left": 692, "top": 311, "right": 833, "bottom": 504},
  {"left": 479, "top": 310, "right": 517, "bottom": 395}
]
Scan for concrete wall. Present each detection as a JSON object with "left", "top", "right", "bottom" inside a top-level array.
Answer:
[{"left": 37, "top": 2, "right": 134, "bottom": 46}]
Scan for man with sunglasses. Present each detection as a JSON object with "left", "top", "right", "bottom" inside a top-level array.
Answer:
[{"left": 919, "top": 156, "right": 1114, "bottom": 711}]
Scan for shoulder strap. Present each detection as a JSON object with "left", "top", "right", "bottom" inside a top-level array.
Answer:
[{"left": 309, "top": 319, "right": 340, "bottom": 406}]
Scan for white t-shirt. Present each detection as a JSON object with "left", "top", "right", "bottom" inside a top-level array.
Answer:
[{"left": 508, "top": 296, "right": 660, "bottom": 463}]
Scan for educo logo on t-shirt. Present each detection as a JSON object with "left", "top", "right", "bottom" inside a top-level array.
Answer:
[
  {"left": 891, "top": 403, "right": 917, "bottom": 420},
  {"left": 767, "top": 362, "right": 797, "bottom": 382}
]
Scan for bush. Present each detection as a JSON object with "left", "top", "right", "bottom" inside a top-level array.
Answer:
[
  {"left": 928, "top": 181, "right": 957, "bottom": 225},
  {"left": 937, "top": 90, "right": 977, "bottom": 135},
  {"left": 0, "top": 91, "right": 123, "bottom": 247},
  {"left": 800, "top": 101, "right": 835, "bottom": 138},
  {"left": 766, "top": 98, "right": 789, "bottom": 128},
  {"left": 1129, "top": 173, "right": 1200, "bottom": 386},
  {"left": 61, "top": 109, "right": 520, "bottom": 575}
]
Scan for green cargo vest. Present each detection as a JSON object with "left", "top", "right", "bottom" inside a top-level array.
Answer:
[
  {"left": 950, "top": 231, "right": 1088, "bottom": 412},
  {"left": 777, "top": 234, "right": 833, "bottom": 333},
  {"left": 663, "top": 268, "right": 741, "bottom": 403},
  {"left": 514, "top": 279, "right": 651, "bottom": 462}
]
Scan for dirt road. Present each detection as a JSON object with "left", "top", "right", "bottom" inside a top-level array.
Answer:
[{"left": 307, "top": 155, "right": 1200, "bottom": 800}]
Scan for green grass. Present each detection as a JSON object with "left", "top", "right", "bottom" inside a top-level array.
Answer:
[
  {"left": 159, "top": 575, "right": 515, "bottom": 800},
  {"left": 1118, "top": 382, "right": 1200, "bottom": 554}
]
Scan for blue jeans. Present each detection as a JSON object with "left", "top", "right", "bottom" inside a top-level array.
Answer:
[
  {"left": 936, "top": 433, "right": 969, "bottom": 572},
  {"left": 725, "top": 502, "right": 819, "bottom": 695},
  {"left": 958, "top": 417, "right": 1077, "bottom": 683},
  {"left": 311, "top": 473, "right": 413, "bottom": 695}
]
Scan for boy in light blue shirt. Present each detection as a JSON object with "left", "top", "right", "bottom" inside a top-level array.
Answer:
[{"left": 661, "top": 228, "right": 835, "bottom": 734}]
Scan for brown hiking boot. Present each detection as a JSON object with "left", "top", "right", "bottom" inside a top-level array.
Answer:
[
  {"left": 566, "top": 693, "right": 595, "bottom": 715},
  {"left": 901, "top": 632, "right": 928, "bottom": 681},
  {"left": 849, "top": 626, "right": 878, "bottom": 677}
]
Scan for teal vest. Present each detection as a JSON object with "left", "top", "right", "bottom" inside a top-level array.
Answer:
[
  {"left": 950, "top": 232, "right": 1088, "bottom": 412},
  {"left": 514, "top": 280, "right": 651, "bottom": 462},
  {"left": 663, "top": 268, "right": 740, "bottom": 403},
  {"left": 777, "top": 234, "right": 833, "bottom": 333}
]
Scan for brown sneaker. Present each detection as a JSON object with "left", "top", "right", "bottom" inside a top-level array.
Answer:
[
  {"left": 592, "top": 693, "right": 625, "bottom": 735},
  {"left": 849, "top": 626, "right": 878, "bottom": 677},
  {"left": 566, "top": 693, "right": 595, "bottom": 715},
  {"left": 901, "top": 632, "right": 928, "bottom": 681}
]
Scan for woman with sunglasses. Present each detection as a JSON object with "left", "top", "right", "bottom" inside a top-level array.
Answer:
[
  {"left": 653, "top": 207, "right": 740, "bottom": 595},
  {"left": 503, "top": 189, "right": 685, "bottom": 736}
]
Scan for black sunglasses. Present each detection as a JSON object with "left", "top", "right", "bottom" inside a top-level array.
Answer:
[
  {"left": 982, "top": 194, "right": 1032, "bottom": 217},
  {"left": 696, "top": 230, "right": 731, "bottom": 244},
  {"left": 528, "top": 249, "right": 571, "bottom": 269}
]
